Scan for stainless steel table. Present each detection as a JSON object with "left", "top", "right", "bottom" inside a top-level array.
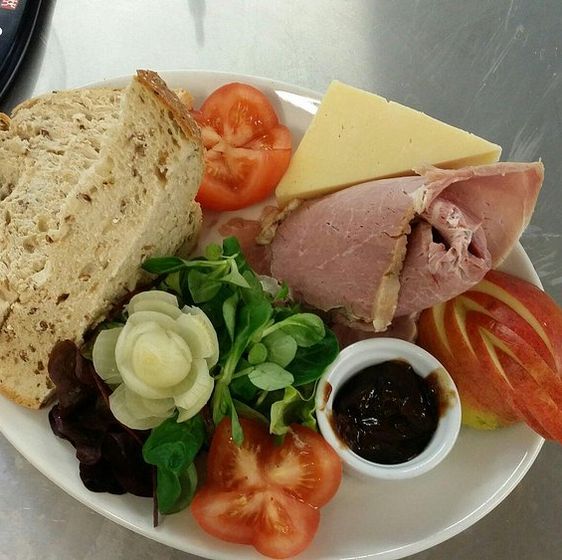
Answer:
[{"left": 1, "top": 1, "right": 561, "bottom": 559}]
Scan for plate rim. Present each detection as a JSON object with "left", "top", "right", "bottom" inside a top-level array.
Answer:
[{"left": 0, "top": 69, "right": 544, "bottom": 560}]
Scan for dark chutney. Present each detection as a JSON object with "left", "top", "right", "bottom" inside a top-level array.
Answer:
[{"left": 332, "top": 360, "right": 440, "bottom": 464}]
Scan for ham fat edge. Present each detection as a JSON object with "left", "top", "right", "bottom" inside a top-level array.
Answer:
[{"left": 269, "top": 161, "right": 544, "bottom": 332}]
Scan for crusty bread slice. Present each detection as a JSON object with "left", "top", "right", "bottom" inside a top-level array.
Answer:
[
  {"left": 0, "top": 88, "right": 122, "bottom": 200},
  {"left": 0, "top": 70, "right": 204, "bottom": 408},
  {"left": 0, "top": 88, "right": 124, "bottom": 324}
]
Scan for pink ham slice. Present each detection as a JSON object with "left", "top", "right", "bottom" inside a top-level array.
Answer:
[
  {"left": 396, "top": 198, "right": 491, "bottom": 316},
  {"left": 270, "top": 176, "right": 426, "bottom": 331},
  {"left": 395, "top": 162, "right": 543, "bottom": 316},
  {"left": 270, "top": 161, "right": 543, "bottom": 331},
  {"left": 418, "top": 162, "right": 544, "bottom": 266}
]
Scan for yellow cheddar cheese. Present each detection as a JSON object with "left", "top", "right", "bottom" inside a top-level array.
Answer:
[{"left": 275, "top": 81, "right": 501, "bottom": 206}]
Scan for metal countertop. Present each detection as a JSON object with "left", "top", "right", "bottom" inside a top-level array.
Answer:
[{"left": 0, "top": 1, "right": 561, "bottom": 559}]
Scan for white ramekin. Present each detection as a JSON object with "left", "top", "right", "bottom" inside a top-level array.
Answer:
[{"left": 315, "top": 338, "right": 462, "bottom": 480}]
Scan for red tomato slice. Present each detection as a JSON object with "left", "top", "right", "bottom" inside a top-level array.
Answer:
[
  {"left": 191, "top": 487, "right": 320, "bottom": 558},
  {"left": 205, "top": 414, "right": 269, "bottom": 490},
  {"left": 267, "top": 423, "right": 342, "bottom": 508},
  {"left": 191, "top": 418, "right": 342, "bottom": 559},
  {"left": 193, "top": 83, "right": 292, "bottom": 211}
]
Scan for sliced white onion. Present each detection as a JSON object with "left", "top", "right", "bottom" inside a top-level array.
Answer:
[
  {"left": 127, "top": 290, "right": 179, "bottom": 314},
  {"left": 129, "top": 299, "right": 183, "bottom": 320},
  {"left": 175, "top": 313, "right": 217, "bottom": 365},
  {"left": 174, "top": 358, "right": 214, "bottom": 422},
  {"left": 109, "top": 384, "right": 167, "bottom": 430},
  {"left": 131, "top": 327, "right": 192, "bottom": 389},
  {"left": 181, "top": 306, "right": 219, "bottom": 368},
  {"left": 124, "top": 385, "right": 175, "bottom": 418},
  {"left": 124, "top": 310, "right": 179, "bottom": 330},
  {"left": 92, "top": 327, "right": 123, "bottom": 385},
  {"left": 106, "top": 295, "right": 218, "bottom": 424},
  {"left": 116, "top": 320, "right": 179, "bottom": 398}
]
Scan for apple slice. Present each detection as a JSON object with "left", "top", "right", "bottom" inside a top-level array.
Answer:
[
  {"left": 418, "top": 269, "right": 562, "bottom": 441},
  {"left": 416, "top": 302, "right": 483, "bottom": 413},
  {"left": 447, "top": 302, "right": 520, "bottom": 424},
  {"left": 476, "top": 270, "right": 562, "bottom": 369},
  {"left": 418, "top": 299, "right": 518, "bottom": 428},
  {"left": 465, "top": 290, "right": 555, "bottom": 370},
  {"left": 465, "top": 313, "right": 555, "bottom": 440},
  {"left": 469, "top": 271, "right": 562, "bottom": 370},
  {"left": 495, "top": 350, "right": 557, "bottom": 440},
  {"left": 480, "top": 316, "right": 562, "bottom": 409}
]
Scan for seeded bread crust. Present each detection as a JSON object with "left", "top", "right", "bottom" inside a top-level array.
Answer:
[
  {"left": 0, "top": 70, "right": 203, "bottom": 408},
  {"left": 136, "top": 70, "right": 201, "bottom": 142}
]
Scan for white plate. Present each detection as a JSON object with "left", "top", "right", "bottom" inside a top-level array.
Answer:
[{"left": 0, "top": 71, "right": 544, "bottom": 560}]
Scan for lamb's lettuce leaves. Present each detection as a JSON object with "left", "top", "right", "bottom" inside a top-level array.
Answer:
[
  {"left": 143, "top": 236, "right": 339, "bottom": 446},
  {"left": 142, "top": 414, "right": 205, "bottom": 514},
  {"left": 270, "top": 384, "right": 317, "bottom": 436}
]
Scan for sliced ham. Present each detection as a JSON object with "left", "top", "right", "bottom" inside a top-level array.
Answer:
[
  {"left": 395, "top": 162, "right": 543, "bottom": 314},
  {"left": 270, "top": 176, "right": 425, "bottom": 331},
  {"left": 269, "top": 161, "right": 543, "bottom": 331},
  {"left": 417, "top": 162, "right": 544, "bottom": 265},
  {"left": 396, "top": 198, "right": 491, "bottom": 316}
]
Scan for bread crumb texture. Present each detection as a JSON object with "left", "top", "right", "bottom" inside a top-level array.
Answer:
[{"left": 0, "top": 71, "right": 203, "bottom": 408}]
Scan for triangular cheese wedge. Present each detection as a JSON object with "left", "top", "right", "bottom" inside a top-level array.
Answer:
[{"left": 276, "top": 81, "right": 501, "bottom": 206}]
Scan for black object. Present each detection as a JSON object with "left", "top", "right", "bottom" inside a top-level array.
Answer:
[
  {"left": 332, "top": 360, "right": 441, "bottom": 465},
  {"left": 0, "top": 0, "right": 44, "bottom": 100}
]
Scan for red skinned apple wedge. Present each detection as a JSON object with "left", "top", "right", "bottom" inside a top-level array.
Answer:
[
  {"left": 445, "top": 299, "right": 521, "bottom": 427},
  {"left": 418, "top": 270, "right": 562, "bottom": 441},
  {"left": 471, "top": 271, "right": 562, "bottom": 372},
  {"left": 458, "top": 293, "right": 562, "bottom": 438},
  {"left": 418, "top": 299, "right": 519, "bottom": 429},
  {"left": 464, "top": 313, "right": 557, "bottom": 439},
  {"left": 464, "top": 291, "right": 556, "bottom": 371}
]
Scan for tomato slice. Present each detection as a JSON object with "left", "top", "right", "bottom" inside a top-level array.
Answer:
[
  {"left": 205, "top": 415, "right": 269, "bottom": 490},
  {"left": 193, "top": 83, "right": 292, "bottom": 211},
  {"left": 267, "top": 423, "right": 342, "bottom": 508},
  {"left": 191, "top": 418, "right": 342, "bottom": 559},
  {"left": 191, "top": 487, "right": 320, "bottom": 558}
]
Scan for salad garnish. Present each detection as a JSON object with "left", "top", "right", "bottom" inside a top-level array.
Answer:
[
  {"left": 50, "top": 236, "right": 341, "bottom": 555},
  {"left": 48, "top": 340, "right": 153, "bottom": 498},
  {"left": 92, "top": 290, "right": 219, "bottom": 429},
  {"left": 191, "top": 417, "right": 342, "bottom": 559},
  {"left": 143, "top": 413, "right": 206, "bottom": 515},
  {"left": 142, "top": 236, "right": 339, "bottom": 445}
]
